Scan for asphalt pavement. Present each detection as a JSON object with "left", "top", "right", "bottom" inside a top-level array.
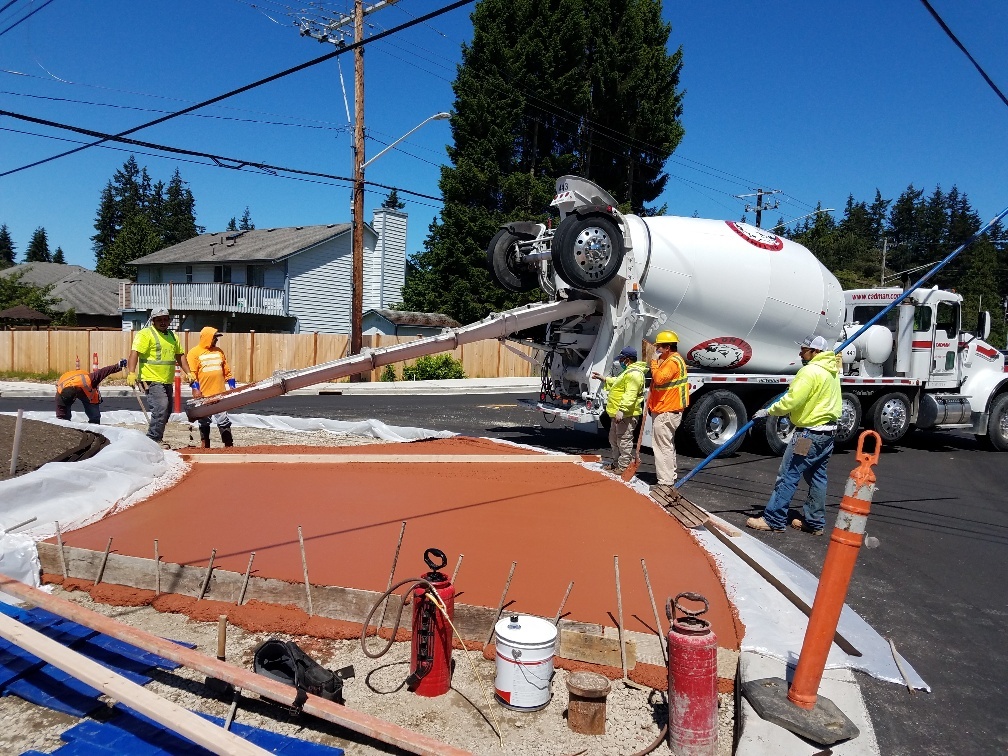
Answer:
[{"left": 3, "top": 392, "right": 1005, "bottom": 755}]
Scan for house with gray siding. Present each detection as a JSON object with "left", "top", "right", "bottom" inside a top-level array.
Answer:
[{"left": 121, "top": 209, "right": 407, "bottom": 333}]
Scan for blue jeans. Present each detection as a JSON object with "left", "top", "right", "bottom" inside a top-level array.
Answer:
[{"left": 762, "top": 429, "right": 835, "bottom": 531}]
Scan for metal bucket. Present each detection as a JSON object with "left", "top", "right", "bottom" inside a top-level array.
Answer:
[{"left": 493, "top": 614, "right": 557, "bottom": 711}]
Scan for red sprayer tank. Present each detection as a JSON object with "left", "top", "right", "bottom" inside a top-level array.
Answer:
[
  {"left": 407, "top": 548, "right": 455, "bottom": 697},
  {"left": 667, "top": 592, "right": 718, "bottom": 756}
]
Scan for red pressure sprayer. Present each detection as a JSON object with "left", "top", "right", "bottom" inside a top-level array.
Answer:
[
  {"left": 667, "top": 592, "right": 717, "bottom": 756},
  {"left": 407, "top": 548, "right": 455, "bottom": 697}
]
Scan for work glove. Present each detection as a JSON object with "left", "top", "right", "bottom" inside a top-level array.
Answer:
[
  {"left": 226, "top": 378, "right": 237, "bottom": 390},
  {"left": 752, "top": 408, "right": 769, "bottom": 420},
  {"left": 614, "top": 410, "right": 625, "bottom": 422},
  {"left": 126, "top": 372, "right": 138, "bottom": 388},
  {"left": 184, "top": 372, "right": 196, "bottom": 384},
  {"left": 118, "top": 358, "right": 128, "bottom": 370}
]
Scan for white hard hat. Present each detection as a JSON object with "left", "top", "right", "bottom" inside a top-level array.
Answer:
[{"left": 151, "top": 307, "right": 170, "bottom": 317}]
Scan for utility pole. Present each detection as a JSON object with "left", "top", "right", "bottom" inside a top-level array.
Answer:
[
  {"left": 295, "top": 1, "right": 399, "bottom": 359},
  {"left": 734, "top": 189, "right": 781, "bottom": 228},
  {"left": 351, "top": 0, "right": 365, "bottom": 359},
  {"left": 881, "top": 237, "right": 888, "bottom": 286}
]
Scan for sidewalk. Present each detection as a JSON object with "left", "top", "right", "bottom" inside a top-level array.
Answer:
[{"left": 0, "top": 377, "right": 541, "bottom": 399}]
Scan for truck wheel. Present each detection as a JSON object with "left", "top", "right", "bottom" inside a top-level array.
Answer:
[
  {"left": 753, "top": 414, "right": 794, "bottom": 456},
  {"left": 986, "top": 393, "right": 1008, "bottom": 451},
  {"left": 552, "top": 214, "right": 624, "bottom": 289},
  {"left": 487, "top": 229, "right": 538, "bottom": 292},
  {"left": 682, "top": 390, "right": 748, "bottom": 457},
  {"left": 867, "top": 391, "right": 911, "bottom": 444},
  {"left": 835, "top": 392, "right": 863, "bottom": 446}
]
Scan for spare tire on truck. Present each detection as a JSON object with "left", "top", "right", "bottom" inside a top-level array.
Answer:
[
  {"left": 487, "top": 226, "right": 539, "bottom": 292},
  {"left": 551, "top": 213, "right": 625, "bottom": 289}
]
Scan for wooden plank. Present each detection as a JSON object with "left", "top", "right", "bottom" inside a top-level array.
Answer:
[
  {"left": 0, "top": 611, "right": 271, "bottom": 756},
  {"left": 558, "top": 628, "right": 637, "bottom": 669},
  {"left": 185, "top": 454, "right": 585, "bottom": 464}
]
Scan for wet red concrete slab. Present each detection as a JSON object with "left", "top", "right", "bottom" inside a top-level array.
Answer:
[{"left": 63, "top": 438, "right": 741, "bottom": 648}]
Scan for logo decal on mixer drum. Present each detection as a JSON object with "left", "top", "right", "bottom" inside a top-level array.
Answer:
[
  {"left": 725, "top": 221, "right": 784, "bottom": 251},
  {"left": 687, "top": 337, "right": 753, "bottom": 369}
]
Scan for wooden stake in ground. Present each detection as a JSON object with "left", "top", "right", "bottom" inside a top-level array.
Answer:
[
  {"left": 217, "top": 615, "right": 228, "bottom": 661},
  {"left": 55, "top": 521, "right": 68, "bottom": 580},
  {"left": 553, "top": 581, "right": 574, "bottom": 625},
  {"left": 298, "top": 526, "right": 313, "bottom": 617},
  {"left": 8, "top": 408, "right": 23, "bottom": 477},
  {"left": 641, "top": 558, "right": 668, "bottom": 666},
  {"left": 614, "top": 555, "right": 628, "bottom": 682},
  {"left": 486, "top": 561, "right": 517, "bottom": 645},
  {"left": 94, "top": 537, "right": 113, "bottom": 586},
  {"left": 198, "top": 548, "right": 217, "bottom": 601},
  {"left": 451, "top": 553, "right": 464, "bottom": 585},
  {"left": 237, "top": 552, "right": 255, "bottom": 606},
  {"left": 0, "top": 610, "right": 270, "bottom": 756},
  {"left": 378, "top": 521, "right": 406, "bottom": 630},
  {"left": 154, "top": 539, "right": 160, "bottom": 596}
]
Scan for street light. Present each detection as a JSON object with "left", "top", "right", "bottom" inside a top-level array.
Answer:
[{"left": 349, "top": 111, "right": 451, "bottom": 363}]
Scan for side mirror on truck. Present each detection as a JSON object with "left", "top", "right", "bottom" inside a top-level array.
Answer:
[{"left": 978, "top": 311, "right": 992, "bottom": 341}]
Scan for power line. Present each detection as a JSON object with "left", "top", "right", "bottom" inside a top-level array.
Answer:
[
  {"left": 0, "top": 0, "right": 56, "bottom": 38},
  {"left": 0, "top": 107, "right": 444, "bottom": 201},
  {"left": 0, "top": 0, "right": 473, "bottom": 178},
  {"left": 918, "top": 0, "right": 1008, "bottom": 110}
]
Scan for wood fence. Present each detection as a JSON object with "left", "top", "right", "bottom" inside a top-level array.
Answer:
[{"left": 0, "top": 330, "right": 540, "bottom": 383}]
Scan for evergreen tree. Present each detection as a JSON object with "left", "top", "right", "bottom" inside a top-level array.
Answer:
[
  {"left": 160, "top": 169, "right": 202, "bottom": 245},
  {"left": 52, "top": 247, "right": 66, "bottom": 264},
  {"left": 226, "top": 217, "right": 238, "bottom": 232},
  {"left": 238, "top": 206, "right": 254, "bottom": 230},
  {"left": 97, "top": 214, "right": 161, "bottom": 280},
  {"left": 381, "top": 189, "right": 405, "bottom": 210},
  {"left": 959, "top": 234, "right": 1003, "bottom": 348},
  {"left": 91, "top": 183, "right": 119, "bottom": 269},
  {"left": 403, "top": 0, "right": 685, "bottom": 323},
  {"left": 0, "top": 224, "right": 15, "bottom": 268},
  {"left": 25, "top": 227, "right": 51, "bottom": 262},
  {"left": 0, "top": 270, "right": 61, "bottom": 315}
]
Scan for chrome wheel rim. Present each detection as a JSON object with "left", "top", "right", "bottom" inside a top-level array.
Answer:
[
  {"left": 878, "top": 398, "right": 908, "bottom": 437},
  {"left": 705, "top": 406, "right": 740, "bottom": 443},
  {"left": 572, "top": 226, "right": 614, "bottom": 280},
  {"left": 838, "top": 398, "right": 858, "bottom": 439}
]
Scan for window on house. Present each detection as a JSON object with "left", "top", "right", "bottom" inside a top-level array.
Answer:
[
  {"left": 150, "top": 266, "right": 163, "bottom": 284},
  {"left": 185, "top": 265, "right": 193, "bottom": 284},
  {"left": 247, "top": 265, "right": 265, "bottom": 287},
  {"left": 214, "top": 265, "right": 232, "bottom": 284}
]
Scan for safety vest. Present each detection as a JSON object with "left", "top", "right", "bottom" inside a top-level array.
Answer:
[
  {"left": 56, "top": 369, "right": 100, "bottom": 404},
  {"left": 134, "top": 325, "right": 180, "bottom": 384},
  {"left": 648, "top": 352, "right": 690, "bottom": 414}
]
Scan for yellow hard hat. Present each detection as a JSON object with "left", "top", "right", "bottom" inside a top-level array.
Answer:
[{"left": 655, "top": 330, "right": 679, "bottom": 345}]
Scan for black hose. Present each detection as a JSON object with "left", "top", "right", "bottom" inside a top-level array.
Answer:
[
  {"left": 360, "top": 576, "right": 438, "bottom": 659},
  {"left": 628, "top": 724, "right": 668, "bottom": 756}
]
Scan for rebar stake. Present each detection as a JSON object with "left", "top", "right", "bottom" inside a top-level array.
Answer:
[
  {"left": 94, "top": 537, "right": 113, "bottom": 586},
  {"left": 198, "top": 548, "right": 217, "bottom": 600},
  {"left": 237, "top": 552, "right": 255, "bottom": 606},
  {"left": 486, "top": 561, "right": 517, "bottom": 646},
  {"left": 55, "top": 521, "right": 68, "bottom": 580},
  {"left": 553, "top": 581, "right": 574, "bottom": 625},
  {"left": 154, "top": 539, "right": 160, "bottom": 596},
  {"left": 298, "top": 526, "right": 313, "bottom": 617}
]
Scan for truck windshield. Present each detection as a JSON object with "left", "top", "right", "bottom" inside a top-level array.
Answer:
[{"left": 853, "top": 305, "right": 899, "bottom": 330}]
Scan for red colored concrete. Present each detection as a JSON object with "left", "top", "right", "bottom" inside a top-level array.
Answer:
[{"left": 61, "top": 438, "right": 741, "bottom": 649}]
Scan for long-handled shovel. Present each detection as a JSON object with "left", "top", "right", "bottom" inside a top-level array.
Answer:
[
  {"left": 621, "top": 393, "right": 649, "bottom": 481},
  {"left": 131, "top": 384, "right": 150, "bottom": 424}
]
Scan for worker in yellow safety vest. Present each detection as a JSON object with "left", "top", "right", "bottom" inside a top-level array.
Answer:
[
  {"left": 55, "top": 358, "right": 128, "bottom": 424},
  {"left": 647, "top": 330, "right": 690, "bottom": 493},
  {"left": 126, "top": 307, "right": 193, "bottom": 447},
  {"left": 591, "top": 346, "right": 647, "bottom": 474}
]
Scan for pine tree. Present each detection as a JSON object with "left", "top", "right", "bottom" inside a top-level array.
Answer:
[
  {"left": 52, "top": 247, "right": 66, "bottom": 264},
  {"left": 0, "top": 224, "right": 15, "bottom": 268},
  {"left": 381, "top": 189, "right": 405, "bottom": 210},
  {"left": 238, "top": 206, "right": 254, "bottom": 230},
  {"left": 91, "top": 183, "right": 119, "bottom": 268},
  {"left": 226, "top": 217, "right": 238, "bottom": 232},
  {"left": 403, "top": 0, "right": 685, "bottom": 323},
  {"left": 97, "top": 214, "right": 161, "bottom": 280},
  {"left": 25, "top": 227, "right": 51, "bottom": 262},
  {"left": 161, "top": 169, "right": 202, "bottom": 245}
]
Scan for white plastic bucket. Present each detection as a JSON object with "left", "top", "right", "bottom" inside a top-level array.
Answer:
[{"left": 494, "top": 613, "right": 557, "bottom": 711}]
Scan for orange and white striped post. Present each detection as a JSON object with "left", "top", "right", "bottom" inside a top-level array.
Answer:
[{"left": 787, "top": 430, "right": 882, "bottom": 710}]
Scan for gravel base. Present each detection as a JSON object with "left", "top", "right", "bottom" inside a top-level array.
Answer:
[{"left": 107, "top": 421, "right": 388, "bottom": 450}]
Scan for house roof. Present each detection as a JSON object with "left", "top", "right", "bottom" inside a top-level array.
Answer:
[
  {"left": 0, "top": 263, "right": 126, "bottom": 316},
  {"left": 365, "top": 309, "right": 461, "bottom": 329},
  {"left": 0, "top": 304, "right": 51, "bottom": 321},
  {"left": 129, "top": 224, "right": 356, "bottom": 266}
]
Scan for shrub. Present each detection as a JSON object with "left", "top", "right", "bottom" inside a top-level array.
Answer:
[
  {"left": 402, "top": 353, "right": 466, "bottom": 381},
  {"left": 380, "top": 364, "right": 397, "bottom": 382}
]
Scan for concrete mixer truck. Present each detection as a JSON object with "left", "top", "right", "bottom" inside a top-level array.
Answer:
[{"left": 487, "top": 176, "right": 1008, "bottom": 455}]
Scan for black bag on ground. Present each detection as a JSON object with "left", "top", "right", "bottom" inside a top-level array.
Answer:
[{"left": 252, "top": 639, "right": 353, "bottom": 703}]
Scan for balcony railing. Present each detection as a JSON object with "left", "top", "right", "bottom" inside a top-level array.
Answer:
[{"left": 120, "top": 282, "right": 287, "bottom": 316}]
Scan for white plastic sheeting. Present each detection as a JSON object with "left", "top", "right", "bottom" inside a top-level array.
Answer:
[
  {"left": 0, "top": 532, "right": 40, "bottom": 604},
  {"left": 580, "top": 460, "right": 929, "bottom": 692}
]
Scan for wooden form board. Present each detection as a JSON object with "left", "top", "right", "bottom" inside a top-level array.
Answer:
[
  {"left": 185, "top": 454, "right": 586, "bottom": 464},
  {"left": 37, "top": 542, "right": 638, "bottom": 669}
]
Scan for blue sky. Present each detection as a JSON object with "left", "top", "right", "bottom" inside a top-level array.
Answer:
[{"left": 0, "top": 0, "right": 1006, "bottom": 272}]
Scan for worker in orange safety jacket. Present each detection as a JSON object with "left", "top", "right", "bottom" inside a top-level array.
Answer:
[
  {"left": 186, "top": 327, "right": 236, "bottom": 447},
  {"left": 55, "top": 358, "right": 128, "bottom": 424},
  {"left": 647, "top": 330, "right": 690, "bottom": 493}
]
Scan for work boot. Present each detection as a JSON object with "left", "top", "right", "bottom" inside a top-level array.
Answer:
[
  {"left": 746, "top": 516, "right": 785, "bottom": 533},
  {"left": 199, "top": 426, "right": 211, "bottom": 449},
  {"left": 790, "top": 519, "right": 824, "bottom": 536},
  {"left": 220, "top": 427, "right": 234, "bottom": 448}
]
